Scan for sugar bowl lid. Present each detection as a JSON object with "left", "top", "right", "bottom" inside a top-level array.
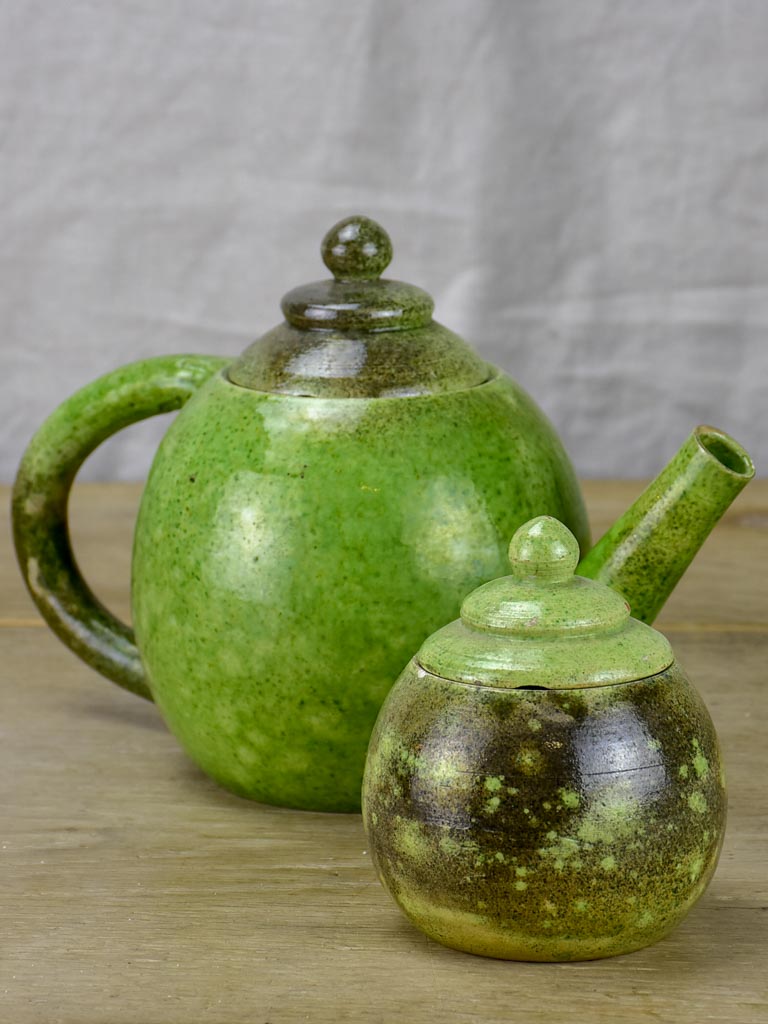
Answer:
[{"left": 417, "top": 516, "right": 674, "bottom": 689}]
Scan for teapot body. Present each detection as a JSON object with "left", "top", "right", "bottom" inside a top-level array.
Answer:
[
  {"left": 362, "top": 659, "right": 725, "bottom": 959},
  {"left": 132, "top": 369, "right": 588, "bottom": 811}
]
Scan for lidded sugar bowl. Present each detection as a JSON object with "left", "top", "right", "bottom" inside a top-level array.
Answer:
[{"left": 362, "top": 516, "right": 726, "bottom": 960}]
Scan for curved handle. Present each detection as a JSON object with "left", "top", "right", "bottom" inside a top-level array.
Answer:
[{"left": 12, "top": 354, "right": 230, "bottom": 700}]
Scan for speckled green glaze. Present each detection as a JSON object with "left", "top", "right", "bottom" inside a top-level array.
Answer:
[
  {"left": 579, "top": 426, "right": 754, "bottom": 623},
  {"left": 131, "top": 371, "right": 588, "bottom": 811},
  {"left": 420, "top": 517, "right": 674, "bottom": 689},
  {"left": 362, "top": 661, "right": 726, "bottom": 960},
  {"left": 231, "top": 217, "right": 485, "bottom": 396},
  {"left": 321, "top": 215, "right": 394, "bottom": 282},
  {"left": 282, "top": 217, "right": 433, "bottom": 332},
  {"left": 12, "top": 355, "right": 230, "bottom": 697},
  {"left": 11, "top": 216, "right": 753, "bottom": 816},
  {"left": 11, "top": 215, "right": 590, "bottom": 812},
  {"left": 227, "top": 321, "right": 491, "bottom": 397}
]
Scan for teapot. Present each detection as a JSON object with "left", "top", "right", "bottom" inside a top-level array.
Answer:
[
  {"left": 362, "top": 516, "right": 727, "bottom": 960},
  {"left": 12, "top": 216, "right": 753, "bottom": 812}
]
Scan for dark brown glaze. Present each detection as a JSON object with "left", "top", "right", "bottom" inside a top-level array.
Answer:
[
  {"left": 363, "top": 661, "right": 726, "bottom": 960},
  {"left": 226, "top": 321, "right": 492, "bottom": 397}
]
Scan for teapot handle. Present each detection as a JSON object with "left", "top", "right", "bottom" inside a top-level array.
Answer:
[{"left": 12, "top": 355, "right": 230, "bottom": 700}]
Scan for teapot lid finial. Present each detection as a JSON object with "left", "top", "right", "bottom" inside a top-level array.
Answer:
[
  {"left": 280, "top": 214, "right": 435, "bottom": 332},
  {"left": 321, "top": 216, "right": 393, "bottom": 281},
  {"left": 417, "top": 516, "right": 675, "bottom": 690}
]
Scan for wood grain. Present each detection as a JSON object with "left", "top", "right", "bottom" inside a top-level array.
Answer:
[{"left": 1, "top": 482, "right": 766, "bottom": 1023}]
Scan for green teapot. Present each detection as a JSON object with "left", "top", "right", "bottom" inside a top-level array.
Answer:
[
  {"left": 362, "top": 516, "right": 727, "bottom": 961},
  {"left": 12, "top": 216, "right": 753, "bottom": 812}
]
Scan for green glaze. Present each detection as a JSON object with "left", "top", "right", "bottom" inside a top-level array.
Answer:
[
  {"left": 131, "top": 373, "right": 587, "bottom": 811},
  {"left": 419, "top": 518, "right": 673, "bottom": 689},
  {"left": 579, "top": 426, "right": 754, "bottom": 622},
  {"left": 11, "top": 355, "right": 229, "bottom": 698},
  {"left": 11, "top": 215, "right": 754, "bottom": 814},
  {"left": 322, "top": 215, "right": 393, "bottom": 281},
  {"left": 362, "top": 660, "right": 726, "bottom": 961},
  {"left": 230, "top": 217, "right": 490, "bottom": 396},
  {"left": 227, "top": 321, "right": 492, "bottom": 397},
  {"left": 282, "top": 217, "right": 433, "bottom": 332}
]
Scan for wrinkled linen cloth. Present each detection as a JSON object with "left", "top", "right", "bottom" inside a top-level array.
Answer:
[{"left": 2, "top": 0, "right": 766, "bottom": 480}]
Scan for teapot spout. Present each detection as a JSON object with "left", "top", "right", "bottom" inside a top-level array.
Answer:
[{"left": 577, "top": 426, "right": 754, "bottom": 624}]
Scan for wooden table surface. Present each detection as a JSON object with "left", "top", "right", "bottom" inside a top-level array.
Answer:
[{"left": 2, "top": 481, "right": 767, "bottom": 1024}]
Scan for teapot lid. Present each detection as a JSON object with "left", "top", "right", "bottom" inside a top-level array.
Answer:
[
  {"left": 227, "top": 216, "right": 493, "bottom": 397},
  {"left": 417, "top": 516, "right": 674, "bottom": 689}
]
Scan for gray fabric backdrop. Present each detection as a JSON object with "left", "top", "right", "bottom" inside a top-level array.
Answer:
[{"left": 2, "top": 0, "right": 766, "bottom": 481}]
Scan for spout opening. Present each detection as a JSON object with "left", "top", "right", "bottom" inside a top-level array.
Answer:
[{"left": 694, "top": 426, "right": 755, "bottom": 479}]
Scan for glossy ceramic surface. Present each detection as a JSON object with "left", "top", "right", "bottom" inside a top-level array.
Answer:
[
  {"left": 12, "top": 355, "right": 229, "bottom": 698},
  {"left": 227, "top": 216, "right": 492, "bottom": 397},
  {"left": 362, "top": 659, "right": 726, "bottom": 961},
  {"left": 362, "top": 519, "right": 727, "bottom": 959},
  {"left": 11, "top": 215, "right": 754, "bottom": 814},
  {"left": 579, "top": 425, "right": 754, "bottom": 622},
  {"left": 419, "top": 517, "right": 674, "bottom": 688},
  {"left": 131, "top": 370, "right": 587, "bottom": 811}
]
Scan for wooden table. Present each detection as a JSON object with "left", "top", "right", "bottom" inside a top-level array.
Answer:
[{"left": 2, "top": 481, "right": 766, "bottom": 1024}]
